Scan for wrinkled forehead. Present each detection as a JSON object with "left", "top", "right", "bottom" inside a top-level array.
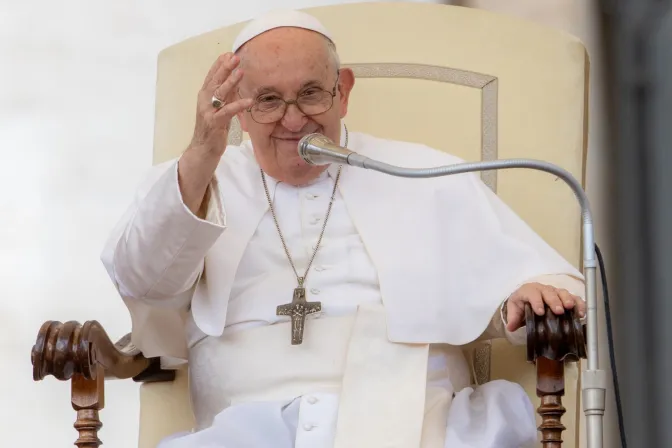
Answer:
[{"left": 237, "top": 28, "right": 335, "bottom": 95}]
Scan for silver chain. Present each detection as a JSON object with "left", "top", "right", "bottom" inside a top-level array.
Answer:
[{"left": 260, "top": 125, "right": 348, "bottom": 288}]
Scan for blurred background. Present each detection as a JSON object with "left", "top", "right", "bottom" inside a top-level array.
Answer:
[{"left": 0, "top": 0, "right": 669, "bottom": 447}]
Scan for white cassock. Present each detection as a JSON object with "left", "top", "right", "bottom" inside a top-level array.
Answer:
[{"left": 101, "top": 122, "right": 585, "bottom": 448}]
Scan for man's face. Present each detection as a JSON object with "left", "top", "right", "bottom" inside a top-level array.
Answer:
[{"left": 235, "top": 27, "right": 354, "bottom": 185}]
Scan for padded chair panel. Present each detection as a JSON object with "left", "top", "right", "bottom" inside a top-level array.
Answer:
[{"left": 143, "top": 3, "right": 588, "bottom": 447}]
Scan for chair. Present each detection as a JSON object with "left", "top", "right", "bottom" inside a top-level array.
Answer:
[{"left": 31, "top": 3, "right": 590, "bottom": 447}]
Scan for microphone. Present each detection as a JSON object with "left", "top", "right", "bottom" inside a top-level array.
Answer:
[
  {"left": 297, "top": 132, "right": 607, "bottom": 448},
  {"left": 299, "top": 133, "right": 370, "bottom": 167}
]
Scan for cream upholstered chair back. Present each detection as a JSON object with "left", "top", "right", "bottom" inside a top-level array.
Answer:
[{"left": 141, "top": 3, "right": 589, "bottom": 447}]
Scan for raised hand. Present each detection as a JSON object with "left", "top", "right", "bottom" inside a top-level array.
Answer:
[
  {"left": 190, "top": 52, "right": 254, "bottom": 155},
  {"left": 178, "top": 53, "right": 254, "bottom": 216}
]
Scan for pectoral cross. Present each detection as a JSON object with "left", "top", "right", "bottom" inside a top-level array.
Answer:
[{"left": 276, "top": 281, "right": 322, "bottom": 345}]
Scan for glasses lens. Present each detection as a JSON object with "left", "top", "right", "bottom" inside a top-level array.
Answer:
[
  {"left": 250, "top": 91, "right": 334, "bottom": 124},
  {"left": 297, "top": 91, "right": 333, "bottom": 115},
  {"left": 251, "top": 102, "right": 286, "bottom": 124}
]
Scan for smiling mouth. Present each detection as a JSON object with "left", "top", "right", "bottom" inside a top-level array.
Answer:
[
  {"left": 273, "top": 129, "right": 321, "bottom": 142},
  {"left": 273, "top": 137, "right": 307, "bottom": 149}
]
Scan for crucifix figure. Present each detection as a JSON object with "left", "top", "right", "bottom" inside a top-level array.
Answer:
[{"left": 276, "top": 281, "right": 322, "bottom": 345}]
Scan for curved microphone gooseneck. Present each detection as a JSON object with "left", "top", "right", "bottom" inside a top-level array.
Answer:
[{"left": 299, "top": 133, "right": 608, "bottom": 448}]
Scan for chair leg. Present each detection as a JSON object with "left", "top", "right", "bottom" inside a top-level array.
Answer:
[
  {"left": 536, "top": 356, "right": 566, "bottom": 448},
  {"left": 525, "top": 304, "right": 586, "bottom": 447},
  {"left": 71, "top": 365, "right": 105, "bottom": 448}
]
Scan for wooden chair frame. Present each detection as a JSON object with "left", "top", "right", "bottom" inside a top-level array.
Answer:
[{"left": 31, "top": 304, "right": 586, "bottom": 448}]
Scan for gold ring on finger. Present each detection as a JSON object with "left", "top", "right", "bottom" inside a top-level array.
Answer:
[{"left": 211, "top": 95, "right": 225, "bottom": 109}]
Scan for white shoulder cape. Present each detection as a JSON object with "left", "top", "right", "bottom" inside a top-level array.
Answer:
[{"left": 101, "top": 129, "right": 583, "bottom": 360}]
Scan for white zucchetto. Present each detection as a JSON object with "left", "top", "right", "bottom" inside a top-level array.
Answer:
[{"left": 232, "top": 9, "right": 334, "bottom": 53}]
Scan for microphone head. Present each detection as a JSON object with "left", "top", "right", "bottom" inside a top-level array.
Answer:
[{"left": 298, "top": 133, "right": 334, "bottom": 165}]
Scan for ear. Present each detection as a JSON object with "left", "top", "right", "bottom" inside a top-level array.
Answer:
[{"left": 336, "top": 68, "right": 355, "bottom": 118}]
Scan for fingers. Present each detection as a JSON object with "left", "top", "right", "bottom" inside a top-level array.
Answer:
[
  {"left": 509, "top": 283, "right": 587, "bottom": 330},
  {"left": 557, "top": 289, "right": 575, "bottom": 309},
  {"left": 212, "top": 97, "right": 254, "bottom": 123},
  {"left": 213, "top": 67, "right": 244, "bottom": 103},
  {"left": 541, "top": 286, "right": 585, "bottom": 317},
  {"left": 524, "top": 288, "right": 545, "bottom": 316},
  {"left": 541, "top": 287, "right": 565, "bottom": 315},
  {"left": 190, "top": 53, "right": 247, "bottom": 156},
  {"left": 558, "top": 289, "right": 586, "bottom": 318},
  {"left": 506, "top": 299, "right": 525, "bottom": 332},
  {"left": 202, "top": 53, "right": 231, "bottom": 89},
  {"left": 207, "top": 53, "right": 241, "bottom": 92}
]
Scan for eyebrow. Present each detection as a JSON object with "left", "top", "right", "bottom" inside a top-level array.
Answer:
[{"left": 252, "top": 79, "right": 325, "bottom": 97}]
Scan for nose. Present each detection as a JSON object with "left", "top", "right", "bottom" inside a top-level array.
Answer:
[{"left": 280, "top": 103, "right": 309, "bottom": 132}]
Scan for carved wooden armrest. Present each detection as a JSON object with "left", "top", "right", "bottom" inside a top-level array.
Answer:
[
  {"left": 32, "top": 308, "right": 586, "bottom": 448},
  {"left": 525, "top": 303, "right": 587, "bottom": 448},
  {"left": 31, "top": 321, "right": 174, "bottom": 448}
]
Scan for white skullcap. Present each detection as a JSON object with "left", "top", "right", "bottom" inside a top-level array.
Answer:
[{"left": 232, "top": 9, "right": 333, "bottom": 53}]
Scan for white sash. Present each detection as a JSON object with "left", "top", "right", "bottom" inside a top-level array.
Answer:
[
  {"left": 188, "top": 303, "right": 447, "bottom": 447},
  {"left": 334, "top": 303, "right": 430, "bottom": 447}
]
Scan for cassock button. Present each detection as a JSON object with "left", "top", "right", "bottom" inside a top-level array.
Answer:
[
  {"left": 315, "top": 266, "right": 325, "bottom": 272},
  {"left": 303, "top": 423, "right": 315, "bottom": 431},
  {"left": 307, "top": 396, "right": 318, "bottom": 404},
  {"left": 310, "top": 288, "right": 320, "bottom": 294},
  {"left": 306, "top": 193, "right": 318, "bottom": 200}
]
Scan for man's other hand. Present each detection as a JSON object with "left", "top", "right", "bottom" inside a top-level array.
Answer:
[{"left": 505, "top": 282, "right": 586, "bottom": 332}]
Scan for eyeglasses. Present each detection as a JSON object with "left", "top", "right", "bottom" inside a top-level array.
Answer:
[{"left": 241, "top": 72, "right": 339, "bottom": 124}]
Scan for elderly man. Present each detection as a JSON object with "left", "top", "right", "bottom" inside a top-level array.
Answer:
[{"left": 101, "top": 9, "right": 586, "bottom": 448}]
